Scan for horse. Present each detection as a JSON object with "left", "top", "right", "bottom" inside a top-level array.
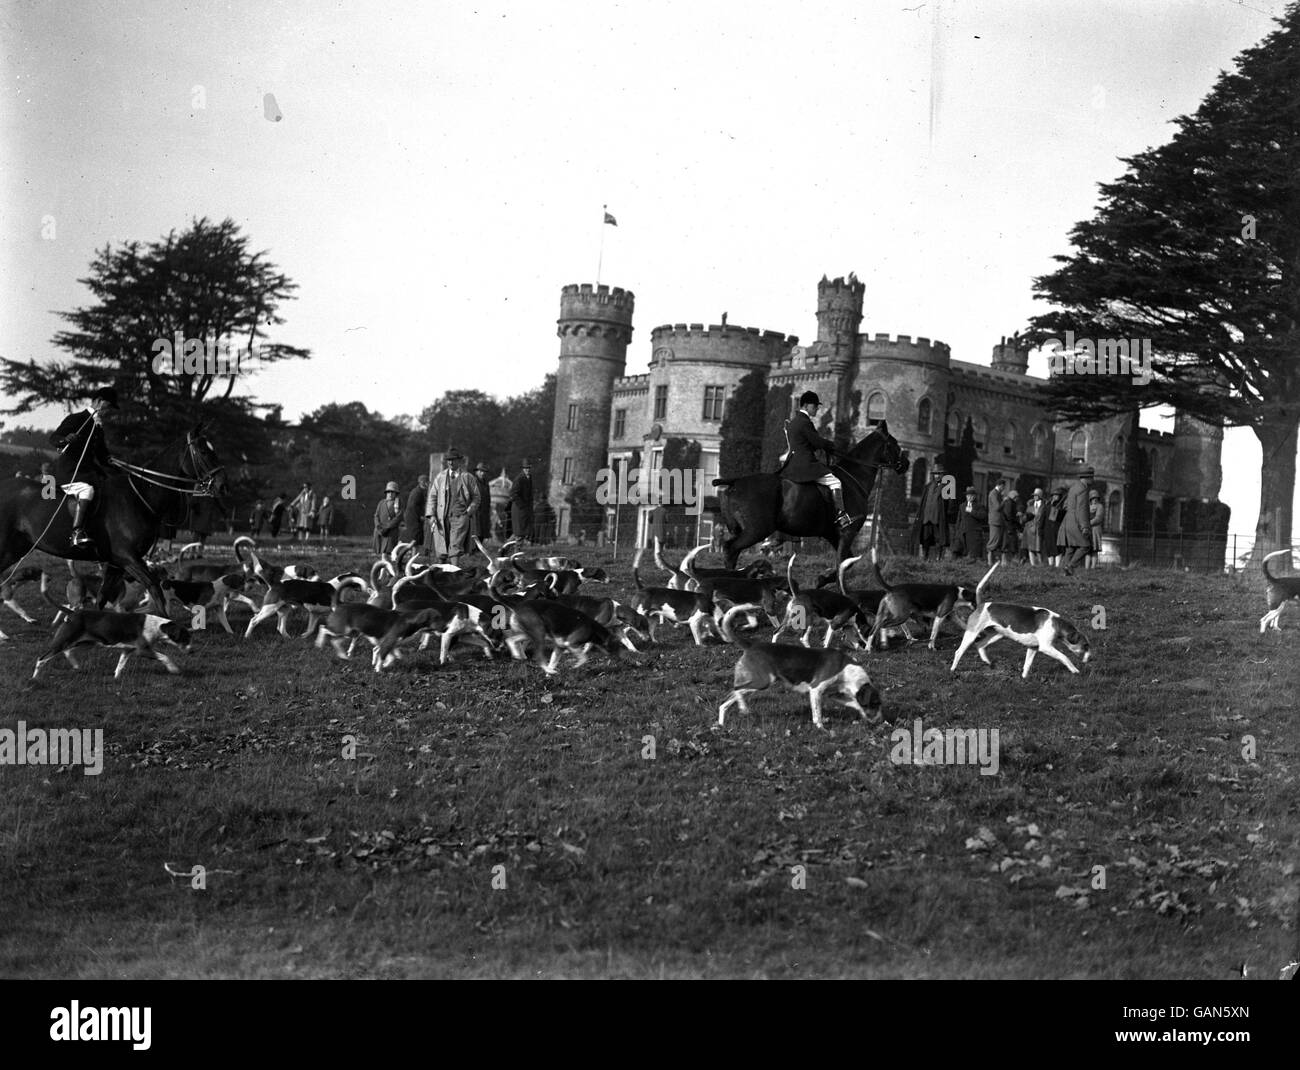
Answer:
[
  {"left": 711, "top": 422, "right": 909, "bottom": 585},
  {"left": 0, "top": 425, "right": 227, "bottom": 622}
]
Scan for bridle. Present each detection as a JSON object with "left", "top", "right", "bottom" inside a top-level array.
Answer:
[{"left": 111, "top": 434, "right": 226, "bottom": 515}]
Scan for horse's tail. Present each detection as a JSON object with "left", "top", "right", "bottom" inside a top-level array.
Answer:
[
  {"left": 869, "top": 547, "right": 895, "bottom": 591},
  {"left": 233, "top": 536, "right": 255, "bottom": 565},
  {"left": 711, "top": 477, "right": 735, "bottom": 489},
  {"left": 838, "top": 555, "right": 862, "bottom": 597},
  {"left": 1262, "top": 549, "right": 1292, "bottom": 583}
]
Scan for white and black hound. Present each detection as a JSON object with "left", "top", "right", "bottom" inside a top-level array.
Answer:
[{"left": 1259, "top": 549, "right": 1300, "bottom": 632}]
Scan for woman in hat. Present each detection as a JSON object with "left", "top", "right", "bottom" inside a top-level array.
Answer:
[
  {"left": 1042, "top": 487, "right": 1067, "bottom": 568},
  {"left": 317, "top": 495, "right": 333, "bottom": 540},
  {"left": 48, "top": 386, "right": 119, "bottom": 547},
  {"left": 1088, "top": 489, "right": 1105, "bottom": 569},
  {"left": 1025, "top": 487, "right": 1045, "bottom": 566},
  {"left": 373, "top": 481, "right": 403, "bottom": 555}
]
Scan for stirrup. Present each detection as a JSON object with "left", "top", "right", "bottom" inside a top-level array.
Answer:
[
  {"left": 70, "top": 528, "right": 91, "bottom": 547},
  {"left": 834, "top": 511, "right": 855, "bottom": 529}
]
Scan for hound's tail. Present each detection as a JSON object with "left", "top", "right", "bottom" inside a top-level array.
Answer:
[
  {"left": 1262, "top": 548, "right": 1293, "bottom": 584},
  {"left": 679, "top": 542, "right": 709, "bottom": 588},
  {"left": 787, "top": 553, "right": 801, "bottom": 599},
  {"left": 975, "top": 562, "right": 998, "bottom": 607},
  {"left": 718, "top": 603, "right": 763, "bottom": 646},
  {"left": 330, "top": 575, "right": 368, "bottom": 611},
  {"left": 654, "top": 536, "right": 689, "bottom": 588},
  {"left": 869, "top": 547, "right": 895, "bottom": 592},
  {"left": 631, "top": 548, "right": 646, "bottom": 591},
  {"left": 838, "top": 554, "right": 862, "bottom": 597}
]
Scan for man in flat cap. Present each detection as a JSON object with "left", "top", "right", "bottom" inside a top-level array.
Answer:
[
  {"left": 509, "top": 459, "right": 534, "bottom": 544},
  {"left": 429, "top": 448, "right": 481, "bottom": 565},
  {"left": 1060, "top": 466, "right": 1095, "bottom": 575}
]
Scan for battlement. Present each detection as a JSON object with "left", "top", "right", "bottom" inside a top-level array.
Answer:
[
  {"left": 559, "top": 282, "right": 636, "bottom": 320},
  {"left": 613, "top": 373, "right": 650, "bottom": 391},
  {"left": 649, "top": 323, "right": 798, "bottom": 348},
  {"left": 1140, "top": 428, "right": 1175, "bottom": 443},
  {"left": 818, "top": 273, "right": 865, "bottom": 297},
  {"left": 857, "top": 332, "right": 952, "bottom": 365}
]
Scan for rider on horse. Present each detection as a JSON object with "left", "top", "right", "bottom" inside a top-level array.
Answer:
[
  {"left": 780, "top": 390, "right": 858, "bottom": 530},
  {"left": 49, "top": 386, "right": 119, "bottom": 548}
]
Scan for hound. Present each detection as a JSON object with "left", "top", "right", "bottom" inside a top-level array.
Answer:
[
  {"left": 716, "top": 605, "right": 882, "bottom": 729},
  {"left": 499, "top": 600, "right": 628, "bottom": 676},
  {"left": 628, "top": 549, "right": 716, "bottom": 645},
  {"left": 244, "top": 573, "right": 371, "bottom": 639},
  {"left": 1259, "top": 549, "right": 1300, "bottom": 632},
  {"left": 33, "top": 609, "right": 193, "bottom": 679},
  {"left": 865, "top": 548, "right": 988, "bottom": 651},
  {"left": 771, "top": 554, "right": 872, "bottom": 648}
]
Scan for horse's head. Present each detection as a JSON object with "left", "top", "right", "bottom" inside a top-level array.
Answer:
[
  {"left": 848, "top": 421, "right": 910, "bottom": 475},
  {"left": 184, "top": 422, "right": 227, "bottom": 499}
]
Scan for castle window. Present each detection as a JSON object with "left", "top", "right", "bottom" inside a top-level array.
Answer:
[
  {"left": 917, "top": 398, "right": 932, "bottom": 435},
  {"left": 1113, "top": 434, "right": 1125, "bottom": 464},
  {"left": 973, "top": 416, "right": 987, "bottom": 452},
  {"left": 1107, "top": 489, "right": 1122, "bottom": 533},
  {"left": 1003, "top": 422, "right": 1017, "bottom": 456},
  {"left": 561, "top": 457, "right": 574, "bottom": 485},
  {"left": 910, "top": 458, "right": 928, "bottom": 497},
  {"left": 613, "top": 408, "right": 626, "bottom": 440},
  {"left": 1030, "top": 424, "right": 1047, "bottom": 459},
  {"left": 654, "top": 385, "right": 668, "bottom": 421},
  {"left": 702, "top": 385, "right": 725, "bottom": 421},
  {"left": 1149, "top": 448, "right": 1158, "bottom": 480},
  {"left": 566, "top": 403, "right": 579, "bottom": 431},
  {"left": 866, "top": 392, "right": 887, "bottom": 425},
  {"left": 1070, "top": 431, "right": 1087, "bottom": 463},
  {"left": 946, "top": 410, "right": 962, "bottom": 445}
]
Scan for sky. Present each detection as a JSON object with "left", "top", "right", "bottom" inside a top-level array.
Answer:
[{"left": 1, "top": 0, "right": 1294, "bottom": 538}]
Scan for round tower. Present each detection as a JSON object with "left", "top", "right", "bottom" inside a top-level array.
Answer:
[
  {"left": 816, "top": 274, "right": 865, "bottom": 374},
  {"left": 1171, "top": 411, "right": 1223, "bottom": 500},
  {"left": 549, "top": 283, "right": 635, "bottom": 531},
  {"left": 990, "top": 332, "right": 1029, "bottom": 374}
]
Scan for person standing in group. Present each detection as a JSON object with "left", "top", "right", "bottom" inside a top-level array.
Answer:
[
  {"left": 428, "top": 449, "right": 481, "bottom": 565},
  {"left": 1024, "top": 488, "right": 1044, "bottom": 566},
  {"left": 509, "top": 459, "right": 534, "bottom": 544},
  {"left": 373, "top": 481, "right": 403, "bottom": 555},
  {"left": 952, "top": 485, "right": 987, "bottom": 560},
  {"left": 268, "top": 492, "right": 287, "bottom": 539},
  {"left": 426, "top": 458, "right": 448, "bottom": 555},
  {"left": 1000, "top": 488, "right": 1022, "bottom": 564},
  {"left": 317, "top": 495, "right": 333, "bottom": 540},
  {"left": 473, "top": 462, "right": 492, "bottom": 545},
  {"left": 909, "top": 461, "right": 951, "bottom": 561},
  {"left": 404, "top": 473, "right": 428, "bottom": 547},
  {"left": 249, "top": 498, "right": 267, "bottom": 537},
  {"left": 1088, "top": 490, "right": 1105, "bottom": 569},
  {"left": 986, "top": 478, "right": 1007, "bottom": 567},
  {"left": 291, "top": 482, "right": 318, "bottom": 543},
  {"left": 1059, "top": 468, "right": 1094, "bottom": 575},
  {"left": 1042, "top": 487, "right": 1066, "bottom": 567}
]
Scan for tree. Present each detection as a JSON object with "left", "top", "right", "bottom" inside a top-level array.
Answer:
[
  {"left": 942, "top": 417, "right": 978, "bottom": 497},
  {"left": 1027, "top": 5, "right": 1300, "bottom": 553},
  {"left": 419, "top": 390, "right": 502, "bottom": 471},
  {"left": 718, "top": 369, "right": 768, "bottom": 478}
]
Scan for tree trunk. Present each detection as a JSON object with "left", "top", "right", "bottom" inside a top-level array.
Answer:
[{"left": 1252, "top": 418, "right": 1298, "bottom": 558}]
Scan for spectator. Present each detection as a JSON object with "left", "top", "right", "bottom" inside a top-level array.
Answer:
[
  {"left": 269, "top": 492, "right": 287, "bottom": 539},
  {"left": 908, "top": 461, "right": 950, "bottom": 561},
  {"left": 473, "top": 462, "right": 492, "bottom": 545},
  {"left": 952, "top": 486, "right": 987, "bottom": 560},
  {"left": 1000, "top": 489, "right": 1021, "bottom": 564},
  {"left": 1059, "top": 468, "right": 1094, "bottom": 575},
  {"left": 1088, "top": 490, "right": 1105, "bottom": 569},
  {"left": 317, "top": 495, "right": 333, "bottom": 540},
  {"left": 986, "top": 478, "right": 1007, "bottom": 567},
  {"left": 1024, "top": 488, "right": 1044, "bottom": 566},
  {"left": 291, "top": 482, "right": 318, "bottom": 543},
  {"left": 373, "top": 481, "right": 403, "bottom": 555},
  {"left": 404, "top": 474, "right": 429, "bottom": 547},
  {"left": 509, "top": 459, "right": 534, "bottom": 544},
  {"left": 249, "top": 498, "right": 267, "bottom": 536}
]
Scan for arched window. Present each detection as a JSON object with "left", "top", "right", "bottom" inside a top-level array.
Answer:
[
  {"left": 917, "top": 398, "right": 932, "bottom": 435},
  {"left": 866, "top": 392, "right": 887, "bottom": 425},
  {"left": 910, "top": 458, "right": 928, "bottom": 497},
  {"left": 1107, "top": 489, "right": 1122, "bottom": 533},
  {"left": 1070, "top": 431, "right": 1087, "bottom": 463},
  {"left": 1030, "top": 424, "right": 1048, "bottom": 459},
  {"left": 1113, "top": 434, "right": 1126, "bottom": 464},
  {"left": 1003, "top": 422, "right": 1017, "bottom": 456},
  {"left": 946, "top": 409, "right": 962, "bottom": 445},
  {"left": 972, "top": 416, "right": 988, "bottom": 451},
  {"left": 1148, "top": 448, "right": 1159, "bottom": 481}
]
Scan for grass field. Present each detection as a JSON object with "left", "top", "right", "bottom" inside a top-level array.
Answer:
[{"left": 1, "top": 539, "right": 1297, "bottom": 979}]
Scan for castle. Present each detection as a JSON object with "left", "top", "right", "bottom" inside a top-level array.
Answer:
[{"left": 548, "top": 274, "right": 1225, "bottom": 552}]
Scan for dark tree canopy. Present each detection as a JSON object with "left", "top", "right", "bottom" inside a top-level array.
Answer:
[
  {"left": 718, "top": 369, "right": 768, "bottom": 479},
  {"left": 1026, "top": 4, "right": 1300, "bottom": 546}
]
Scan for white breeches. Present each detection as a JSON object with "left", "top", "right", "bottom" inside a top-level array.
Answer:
[
  {"left": 815, "top": 474, "right": 841, "bottom": 490},
  {"left": 62, "top": 482, "right": 95, "bottom": 501}
]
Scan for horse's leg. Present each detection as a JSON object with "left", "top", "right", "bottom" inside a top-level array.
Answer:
[
  {"left": 721, "top": 527, "right": 765, "bottom": 571},
  {"left": 98, "top": 566, "right": 125, "bottom": 609},
  {"left": 112, "top": 553, "right": 165, "bottom": 615}
]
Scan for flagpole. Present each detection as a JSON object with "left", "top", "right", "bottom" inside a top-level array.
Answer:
[{"left": 596, "top": 204, "right": 607, "bottom": 285}]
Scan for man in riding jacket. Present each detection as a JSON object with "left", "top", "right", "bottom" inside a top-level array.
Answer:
[
  {"left": 49, "top": 386, "right": 119, "bottom": 547},
  {"left": 781, "top": 391, "right": 857, "bottom": 529}
]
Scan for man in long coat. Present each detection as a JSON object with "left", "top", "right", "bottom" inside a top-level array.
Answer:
[
  {"left": 952, "top": 485, "right": 987, "bottom": 559},
  {"left": 473, "top": 462, "right": 492, "bottom": 544},
  {"left": 986, "top": 478, "right": 1007, "bottom": 566},
  {"left": 403, "top": 474, "right": 428, "bottom": 546},
  {"left": 1059, "top": 467, "right": 1094, "bottom": 574},
  {"left": 908, "top": 460, "right": 951, "bottom": 560},
  {"left": 429, "top": 448, "right": 481, "bottom": 565},
  {"left": 509, "top": 460, "right": 534, "bottom": 544}
]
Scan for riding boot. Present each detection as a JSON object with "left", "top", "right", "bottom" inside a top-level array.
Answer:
[
  {"left": 831, "top": 487, "right": 857, "bottom": 530},
  {"left": 70, "top": 499, "right": 92, "bottom": 547}
]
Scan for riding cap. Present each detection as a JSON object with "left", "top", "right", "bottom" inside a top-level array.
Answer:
[
  {"left": 92, "top": 387, "right": 119, "bottom": 408},
  {"left": 799, "top": 391, "right": 821, "bottom": 407}
]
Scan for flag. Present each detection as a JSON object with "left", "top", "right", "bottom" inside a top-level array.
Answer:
[{"left": 604, "top": 211, "right": 618, "bottom": 226}]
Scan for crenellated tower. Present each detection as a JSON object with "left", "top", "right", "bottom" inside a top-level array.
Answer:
[
  {"left": 990, "top": 332, "right": 1029, "bottom": 374},
  {"left": 549, "top": 283, "right": 635, "bottom": 532},
  {"left": 1171, "top": 411, "right": 1223, "bottom": 501},
  {"left": 816, "top": 274, "right": 865, "bottom": 375}
]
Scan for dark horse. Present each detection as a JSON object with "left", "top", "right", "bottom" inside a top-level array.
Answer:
[
  {"left": 712, "top": 422, "right": 909, "bottom": 583},
  {"left": 0, "top": 425, "right": 226, "bottom": 616}
]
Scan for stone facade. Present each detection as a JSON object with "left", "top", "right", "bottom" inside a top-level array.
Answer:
[{"left": 546, "top": 275, "right": 1225, "bottom": 541}]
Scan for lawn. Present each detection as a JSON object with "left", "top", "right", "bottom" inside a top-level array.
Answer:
[{"left": 1, "top": 540, "right": 1297, "bottom": 978}]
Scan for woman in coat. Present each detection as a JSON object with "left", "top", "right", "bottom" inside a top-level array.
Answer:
[
  {"left": 1043, "top": 487, "right": 1066, "bottom": 567},
  {"left": 1088, "top": 490, "right": 1105, "bottom": 569},
  {"left": 1024, "top": 489, "right": 1044, "bottom": 565},
  {"left": 373, "top": 481, "right": 403, "bottom": 555}
]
